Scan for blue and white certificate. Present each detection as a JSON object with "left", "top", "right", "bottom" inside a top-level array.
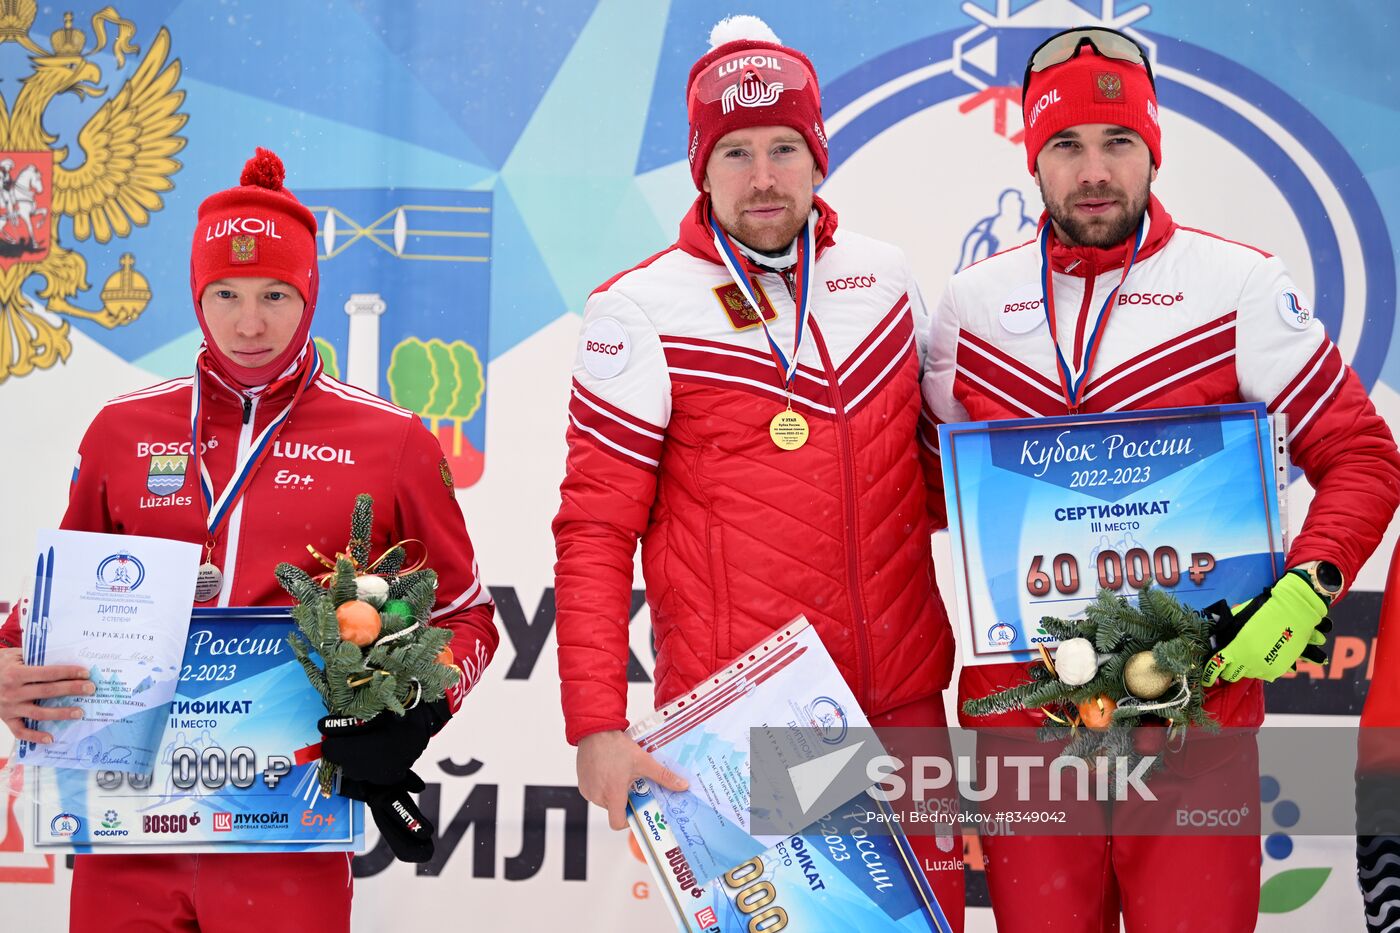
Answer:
[
  {"left": 18, "top": 529, "right": 200, "bottom": 773},
  {"left": 30, "top": 608, "right": 363, "bottom": 853},
  {"left": 938, "top": 403, "right": 1286, "bottom": 666},
  {"left": 626, "top": 620, "right": 952, "bottom": 933}
]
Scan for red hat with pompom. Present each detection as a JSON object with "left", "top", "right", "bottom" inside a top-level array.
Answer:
[
  {"left": 685, "top": 15, "right": 827, "bottom": 190},
  {"left": 190, "top": 148, "right": 319, "bottom": 386}
]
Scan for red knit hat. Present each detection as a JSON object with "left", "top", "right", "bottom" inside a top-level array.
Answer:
[
  {"left": 191, "top": 148, "right": 319, "bottom": 386},
  {"left": 685, "top": 16, "right": 827, "bottom": 190},
  {"left": 1022, "top": 37, "right": 1161, "bottom": 175}
]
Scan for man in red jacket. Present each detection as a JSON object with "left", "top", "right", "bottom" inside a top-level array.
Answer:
[
  {"left": 552, "top": 16, "right": 963, "bottom": 927},
  {"left": 0, "top": 149, "right": 497, "bottom": 931},
  {"left": 923, "top": 27, "right": 1400, "bottom": 932}
]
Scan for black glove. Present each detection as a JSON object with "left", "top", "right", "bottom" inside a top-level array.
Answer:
[
  {"left": 319, "top": 698, "right": 451, "bottom": 785},
  {"left": 340, "top": 770, "right": 436, "bottom": 863}
]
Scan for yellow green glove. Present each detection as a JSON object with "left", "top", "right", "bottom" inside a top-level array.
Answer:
[{"left": 1202, "top": 572, "right": 1331, "bottom": 686}]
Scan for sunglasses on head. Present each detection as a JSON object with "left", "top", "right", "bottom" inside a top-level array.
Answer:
[{"left": 1023, "top": 27, "right": 1155, "bottom": 92}]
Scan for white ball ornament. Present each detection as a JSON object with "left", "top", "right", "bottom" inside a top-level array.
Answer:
[
  {"left": 354, "top": 574, "right": 390, "bottom": 608},
  {"left": 1054, "top": 637, "right": 1100, "bottom": 686}
]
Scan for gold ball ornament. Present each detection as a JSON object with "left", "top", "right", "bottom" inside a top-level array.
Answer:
[{"left": 1124, "top": 651, "right": 1174, "bottom": 700}]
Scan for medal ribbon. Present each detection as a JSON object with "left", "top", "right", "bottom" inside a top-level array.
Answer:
[
  {"left": 710, "top": 215, "right": 813, "bottom": 392},
  {"left": 189, "top": 345, "right": 323, "bottom": 542},
  {"left": 1039, "top": 216, "right": 1147, "bottom": 411}
]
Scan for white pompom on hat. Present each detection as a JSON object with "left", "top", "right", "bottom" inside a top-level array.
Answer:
[{"left": 708, "top": 14, "right": 780, "bottom": 48}]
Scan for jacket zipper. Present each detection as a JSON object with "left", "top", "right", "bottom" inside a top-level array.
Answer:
[
  {"left": 808, "top": 316, "right": 874, "bottom": 708},
  {"left": 773, "top": 268, "right": 875, "bottom": 703},
  {"left": 216, "top": 392, "right": 259, "bottom": 606}
]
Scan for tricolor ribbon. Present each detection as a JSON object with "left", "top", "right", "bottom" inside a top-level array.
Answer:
[
  {"left": 189, "top": 346, "right": 323, "bottom": 543},
  {"left": 710, "top": 215, "right": 814, "bottom": 391},
  {"left": 1039, "top": 215, "right": 1147, "bottom": 411}
]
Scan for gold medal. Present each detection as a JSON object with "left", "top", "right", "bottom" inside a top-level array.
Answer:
[
  {"left": 769, "top": 408, "right": 809, "bottom": 451},
  {"left": 194, "top": 562, "right": 223, "bottom": 603}
]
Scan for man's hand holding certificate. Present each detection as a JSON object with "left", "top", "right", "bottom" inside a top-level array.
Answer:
[
  {"left": 624, "top": 620, "right": 953, "bottom": 933},
  {"left": 15, "top": 529, "right": 199, "bottom": 773},
  {"left": 0, "top": 651, "right": 93, "bottom": 746}
]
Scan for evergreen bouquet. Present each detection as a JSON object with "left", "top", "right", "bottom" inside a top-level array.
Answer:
[
  {"left": 275, "top": 493, "right": 460, "bottom": 793},
  {"left": 962, "top": 587, "right": 1220, "bottom": 781}
]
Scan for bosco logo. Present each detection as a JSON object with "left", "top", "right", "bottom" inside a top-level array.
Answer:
[
  {"left": 143, "top": 813, "right": 196, "bottom": 834},
  {"left": 587, "top": 338, "right": 624, "bottom": 355},
  {"left": 826, "top": 274, "right": 877, "bottom": 292},
  {"left": 580, "top": 316, "right": 630, "bottom": 380},
  {"left": 1119, "top": 291, "right": 1185, "bottom": 307},
  {"left": 996, "top": 284, "right": 1047, "bottom": 335}
]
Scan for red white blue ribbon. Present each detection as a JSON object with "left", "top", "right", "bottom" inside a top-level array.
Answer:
[
  {"left": 710, "top": 215, "right": 813, "bottom": 390},
  {"left": 1039, "top": 215, "right": 1147, "bottom": 411},
  {"left": 189, "top": 346, "right": 322, "bottom": 540}
]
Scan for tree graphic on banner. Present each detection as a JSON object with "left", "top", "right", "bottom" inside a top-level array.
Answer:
[{"left": 387, "top": 337, "right": 486, "bottom": 487}]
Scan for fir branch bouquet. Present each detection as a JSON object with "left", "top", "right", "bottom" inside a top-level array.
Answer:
[
  {"left": 962, "top": 587, "right": 1219, "bottom": 781},
  {"left": 275, "top": 493, "right": 460, "bottom": 792}
]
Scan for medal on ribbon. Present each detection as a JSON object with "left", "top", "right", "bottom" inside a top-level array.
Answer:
[
  {"left": 710, "top": 216, "right": 815, "bottom": 451},
  {"left": 188, "top": 347, "right": 322, "bottom": 602},
  {"left": 1039, "top": 216, "right": 1147, "bottom": 412}
]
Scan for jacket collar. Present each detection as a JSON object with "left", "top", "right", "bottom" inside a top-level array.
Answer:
[
  {"left": 198, "top": 340, "right": 315, "bottom": 410},
  {"left": 1043, "top": 194, "right": 1175, "bottom": 277},
  {"left": 676, "top": 193, "right": 839, "bottom": 270}
]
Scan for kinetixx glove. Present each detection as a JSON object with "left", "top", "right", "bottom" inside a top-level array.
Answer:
[
  {"left": 320, "top": 697, "right": 451, "bottom": 786},
  {"left": 1203, "top": 571, "right": 1331, "bottom": 686}
]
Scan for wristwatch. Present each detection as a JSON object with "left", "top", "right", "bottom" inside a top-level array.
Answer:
[{"left": 1290, "top": 560, "right": 1344, "bottom": 604}]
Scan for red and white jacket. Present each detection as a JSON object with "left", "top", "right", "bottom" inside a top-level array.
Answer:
[
  {"left": 0, "top": 345, "right": 498, "bottom": 711},
  {"left": 923, "top": 196, "right": 1400, "bottom": 728},
  {"left": 554, "top": 196, "right": 953, "bottom": 745}
]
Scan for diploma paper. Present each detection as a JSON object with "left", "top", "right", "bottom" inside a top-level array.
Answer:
[
  {"left": 18, "top": 529, "right": 199, "bottom": 774},
  {"left": 626, "top": 619, "right": 952, "bottom": 933}
]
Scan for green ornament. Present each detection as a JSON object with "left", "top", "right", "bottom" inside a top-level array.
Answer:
[{"left": 383, "top": 599, "right": 414, "bottom": 622}]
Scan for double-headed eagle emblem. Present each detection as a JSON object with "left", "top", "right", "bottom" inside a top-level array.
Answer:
[{"left": 0, "top": 3, "right": 186, "bottom": 382}]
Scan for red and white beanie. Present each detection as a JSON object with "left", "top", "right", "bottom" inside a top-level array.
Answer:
[
  {"left": 190, "top": 148, "right": 320, "bottom": 385},
  {"left": 685, "top": 15, "right": 828, "bottom": 189},
  {"left": 1021, "top": 40, "right": 1161, "bottom": 175}
]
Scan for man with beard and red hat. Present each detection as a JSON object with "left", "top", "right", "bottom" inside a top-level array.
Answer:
[
  {"left": 552, "top": 15, "right": 963, "bottom": 929},
  {"left": 923, "top": 27, "right": 1400, "bottom": 931},
  {"left": 0, "top": 148, "right": 498, "bottom": 931}
]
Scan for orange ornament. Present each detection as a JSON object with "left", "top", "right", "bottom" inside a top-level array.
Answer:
[
  {"left": 1077, "top": 694, "right": 1116, "bottom": 732},
  {"left": 435, "top": 646, "right": 455, "bottom": 666},
  {"left": 336, "top": 600, "right": 382, "bottom": 647}
]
